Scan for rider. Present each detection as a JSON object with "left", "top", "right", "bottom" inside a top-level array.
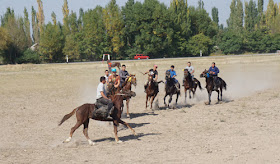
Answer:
[
  {"left": 168, "top": 65, "right": 180, "bottom": 91},
  {"left": 185, "top": 62, "right": 195, "bottom": 80},
  {"left": 104, "top": 70, "right": 110, "bottom": 84},
  {"left": 107, "top": 60, "right": 112, "bottom": 73},
  {"left": 144, "top": 65, "right": 158, "bottom": 91},
  {"left": 208, "top": 62, "right": 220, "bottom": 90},
  {"left": 108, "top": 68, "right": 120, "bottom": 88},
  {"left": 96, "top": 76, "right": 114, "bottom": 116},
  {"left": 119, "top": 64, "right": 129, "bottom": 87}
]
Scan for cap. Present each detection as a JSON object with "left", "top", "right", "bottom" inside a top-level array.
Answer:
[{"left": 112, "top": 68, "right": 117, "bottom": 72}]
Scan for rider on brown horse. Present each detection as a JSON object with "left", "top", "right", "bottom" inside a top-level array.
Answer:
[
  {"left": 144, "top": 65, "right": 158, "bottom": 91},
  {"left": 96, "top": 76, "right": 114, "bottom": 117},
  {"left": 108, "top": 68, "right": 120, "bottom": 88},
  {"left": 167, "top": 65, "right": 180, "bottom": 91},
  {"left": 119, "top": 65, "right": 129, "bottom": 87}
]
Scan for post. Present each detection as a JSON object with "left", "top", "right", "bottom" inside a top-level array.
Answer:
[
  {"left": 66, "top": 55, "right": 68, "bottom": 64},
  {"left": 200, "top": 50, "right": 202, "bottom": 57}
]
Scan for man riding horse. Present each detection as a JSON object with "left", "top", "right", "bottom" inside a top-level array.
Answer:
[
  {"left": 119, "top": 65, "right": 129, "bottom": 87},
  {"left": 167, "top": 65, "right": 180, "bottom": 91},
  {"left": 184, "top": 62, "right": 195, "bottom": 80},
  {"left": 208, "top": 62, "right": 220, "bottom": 90},
  {"left": 144, "top": 65, "right": 158, "bottom": 91}
]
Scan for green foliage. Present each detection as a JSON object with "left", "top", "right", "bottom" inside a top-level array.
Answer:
[
  {"left": 17, "top": 49, "right": 41, "bottom": 64},
  {"left": 219, "top": 30, "right": 244, "bottom": 54},
  {"left": 187, "top": 33, "right": 213, "bottom": 56}
]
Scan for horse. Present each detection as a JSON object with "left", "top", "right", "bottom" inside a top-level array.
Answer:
[
  {"left": 145, "top": 74, "right": 163, "bottom": 109},
  {"left": 58, "top": 90, "right": 137, "bottom": 145},
  {"left": 200, "top": 69, "right": 227, "bottom": 105},
  {"left": 183, "top": 69, "right": 202, "bottom": 103},
  {"left": 107, "top": 60, "right": 121, "bottom": 70},
  {"left": 163, "top": 70, "right": 180, "bottom": 108},
  {"left": 121, "top": 74, "right": 137, "bottom": 118}
]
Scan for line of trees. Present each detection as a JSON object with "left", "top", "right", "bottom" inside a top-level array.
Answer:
[{"left": 0, "top": 0, "right": 280, "bottom": 64}]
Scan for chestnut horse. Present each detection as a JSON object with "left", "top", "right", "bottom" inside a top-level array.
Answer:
[
  {"left": 107, "top": 60, "right": 121, "bottom": 70},
  {"left": 121, "top": 75, "right": 137, "bottom": 118},
  {"left": 145, "top": 74, "right": 163, "bottom": 109},
  {"left": 183, "top": 69, "right": 202, "bottom": 103},
  {"left": 200, "top": 69, "right": 227, "bottom": 105},
  {"left": 58, "top": 90, "right": 137, "bottom": 145}
]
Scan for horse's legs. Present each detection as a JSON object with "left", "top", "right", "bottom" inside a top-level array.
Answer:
[
  {"left": 189, "top": 89, "right": 192, "bottom": 99},
  {"left": 83, "top": 119, "right": 95, "bottom": 145},
  {"left": 185, "top": 90, "right": 187, "bottom": 104},
  {"left": 113, "top": 120, "right": 122, "bottom": 143},
  {"left": 119, "top": 119, "right": 137, "bottom": 136},
  {"left": 150, "top": 95, "right": 156, "bottom": 109},
  {"left": 220, "top": 88, "right": 223, "bottom": 101},
  {"left": 175, "top": 93, "right": 179, "bottom": 105},
  {"left": 208, "top": 91, "right": 212, "bottom": 105},
  {"left": 164, "top": 93, "right": 168, "bottom": 107},
  {"left": 64, "top": 120, "right": 83, "bottom": 143},
  {"left": 145, "top": 94, "right": 148, "bottom": 109},
  {"left": 126, "top": 99, "right": 130, "bottom": 118},
  {"left": 168, "top": 95, "right": 173, "bottom": 107},
  {"left": 216, "top": 90, "right": 220, "bottom": 101}
]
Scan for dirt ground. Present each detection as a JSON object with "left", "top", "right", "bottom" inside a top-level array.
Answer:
[{"left": 1, "top": 54, "right": 280, "bottom": 164}]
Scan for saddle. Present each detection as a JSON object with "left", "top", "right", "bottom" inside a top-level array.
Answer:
[{"left": 93, "top": 102, "right": 109, "bottom": 119}]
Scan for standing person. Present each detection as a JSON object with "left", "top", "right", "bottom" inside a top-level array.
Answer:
[
  {"left": 208, "top": 62, "right": 220, "bottom": 90},
  {"left": 107, "top": 60, "right": 112, "bottom": 73},
  {"left": 108, "top": 68, "right": 121, "bottom": 88},
  {"left": 168, "top": 65, "right": 180, "bottom": 91},
  {"left": 96, "top": 76, "right": 114, "bottom": 115},
  {"left": 119, "top": 65, "right": 129, "bottom": 87},
  {"left": 104, "top": 70, "right": 110, "bottom": 84}
]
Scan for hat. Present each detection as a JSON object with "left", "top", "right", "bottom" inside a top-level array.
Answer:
[
  {"left": 154, "top": 65, "right": 158, "bottom": 68},
  {"left": 112, "top": 68, "right": 117, "bottom": 72}
]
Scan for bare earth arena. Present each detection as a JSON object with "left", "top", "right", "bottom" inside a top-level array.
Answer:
[{"left": 1, "top": 54, "right": 280, "bottom": 163}]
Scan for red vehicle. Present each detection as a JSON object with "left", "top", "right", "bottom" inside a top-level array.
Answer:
[{"left": 134, "top": 54, "right": 150, "bottom": 60}]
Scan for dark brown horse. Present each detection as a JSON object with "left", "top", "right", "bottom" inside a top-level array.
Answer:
[
  {"left": 121, "top": 75, "right": 137, "bottom": 118},
  {"left": 107, "top": 60, "right": 121, "bottom": 70},
  {"left": 183, "top": 69, "right": 202, "bottom": 103},
  {"left": 164, "top": 70, "right": 180, "bottom": 107},
  {"left": 145, "top": 74, "right": 163, "bottom": 109},
  {"left": 200, "top": 69, "right": 227, "bottom": 105},
  {"left": 58, "top": 90, "right": 137, "bottom": 145}
]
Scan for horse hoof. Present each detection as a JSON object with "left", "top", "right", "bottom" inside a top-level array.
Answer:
[
  {"left": 116, "top": 140, "right": 123, "bottom": 144},
  {"left": 134, "top": 133, "right": 138, "bottom": 136},
  {"left": 63, "top": 137, "right": 72, "bottom": 143},
  {"left": 88, "top": 140, "right": 95, "bottom": 146},
  {"left": 127, "top": 114, "right": 130, "bottom": 118}
]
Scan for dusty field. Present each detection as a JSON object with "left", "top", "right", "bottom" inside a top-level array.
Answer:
[{"left": 1, "top": 54, "right": 280, "bottom": 163}]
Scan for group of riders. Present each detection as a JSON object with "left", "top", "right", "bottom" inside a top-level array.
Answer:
[{"left": 96, "top": 62, "right": 221, "bottom": 117}]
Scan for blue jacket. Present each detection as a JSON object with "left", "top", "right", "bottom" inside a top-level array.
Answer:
[
  {"left": 208, "top": 66, "right": 219, "bottom": 76},
  {"left": 168, "top": 69, "right": 177, "bottom": 78}
]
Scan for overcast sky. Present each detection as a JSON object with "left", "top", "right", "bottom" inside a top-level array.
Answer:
[{"left": 0, "top": 0, "right": 279, "bottom": 26}]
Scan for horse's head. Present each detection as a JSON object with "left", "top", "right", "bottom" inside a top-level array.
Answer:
[
  {"left": 200, "top": 69, "right": 208, "bottom": 78},
  {"left": 184, "top": 69, "right": 190, "bottom": 77},
  {"left": 148, "top": 74, "right": 154, "bottom": 82},
  {"left": 127, "top": 74, "right": 137, "bottom": 86},
  {"left": 165, "top": 70, "right": 171, "bottom": 81}
]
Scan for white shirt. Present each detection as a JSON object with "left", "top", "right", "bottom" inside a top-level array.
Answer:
[
  {"left": 104, "top": 74, "right": 110, "bottom": 82},
  {"left": 185, "top": 66, "right": 194, "bottom": 74},
  {"left": 96, "top": 82, "right": 106, "bottom": 99}
]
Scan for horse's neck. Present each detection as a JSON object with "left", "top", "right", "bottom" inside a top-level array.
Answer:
[
  {"left": 123, "top": 81, "right": 131, "bottom": 90},
  {"left": 206, "top": 77, "right": 213, "bottom": 84}
]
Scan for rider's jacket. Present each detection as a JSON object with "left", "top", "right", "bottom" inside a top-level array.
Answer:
[
  {"left": 168, "top": 69, "right": 177, "bottom": 79},
  {"left": 208, "top": 66, "right": 219, "bottom": 76}
]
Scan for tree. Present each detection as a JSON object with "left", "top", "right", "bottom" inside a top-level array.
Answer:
[
  {"left": 212, "top": 7, "right": 219, "bottom": 25},
  {"left": 227, "top": 0, "right": 244, "bottom": 33},
  {"left": 187, "top": 33, "right": 213, "bottom": 56},
  {"left": 245, "top": 0, "right": 258, "bottom": 32},
  {"left": 39, "top": 23, "right": 64, "bottom": 62},
  {"left": 23, "top": 7, "right": 32, "bottom": 47},
  {"left": 62, "top": 0, "right": 70, "bottom": 34},
  {"left": 51, "top": 12, "right": 57, "bottom": 25},
  {"left": 219, "top": 30, "right": 244, "bottom": 54},
  {"left": 36, "top": 0, "right": 45, "bottom": 35},
  {"left": 31, "top": 6, "right": 39, "bottom": 44}
]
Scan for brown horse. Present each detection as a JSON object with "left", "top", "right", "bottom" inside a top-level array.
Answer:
[
  {"left": 58, "top": 90, "right": 137, "bottom": 145},
  {"left": 183, "top": 69, "right": 202, "bottom": 103},
  {"left": 200, "top": 69, "right": 227, "bottom": 105},
  {"left": 121, "top": 75, "right": 137, "bottom": 118},
  {"left": 145, "top": 74, "right": 163, "bottom": 109},
  {"left": 164, "top": 70, "right": 180, "bottom": 108},
  {"left": 107, "top": 60, "right": 121, "bottom": 70}
]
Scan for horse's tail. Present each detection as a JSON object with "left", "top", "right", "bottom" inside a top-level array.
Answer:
[
  {"left": 222, "top": 79, "right": 227, "bottom": 90},
  {"left": 58, "top": 108, "right": 78, "bottom": 126},
  {"left": 158, "top": 80, "right": 164, "bottom": 84},
  {"left": 196, "top": 79, "right": 202, "bottom": 90}
]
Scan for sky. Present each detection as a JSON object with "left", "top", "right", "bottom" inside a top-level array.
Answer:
[{"left": 0, "top": 0, "right": 279, "bottom": 26}]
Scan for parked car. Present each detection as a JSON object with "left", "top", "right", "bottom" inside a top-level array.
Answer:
[{"left": 134, "top": 54, "right": 150, "bottom": 60}]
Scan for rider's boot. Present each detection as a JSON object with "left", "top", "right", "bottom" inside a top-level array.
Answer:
[{"left": 213, "top": 77, "right": 218, "bottom": 90}]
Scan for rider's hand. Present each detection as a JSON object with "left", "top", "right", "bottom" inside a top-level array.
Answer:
[{"left": 114, "top": 85, "right": 118, "bottom": 88}]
